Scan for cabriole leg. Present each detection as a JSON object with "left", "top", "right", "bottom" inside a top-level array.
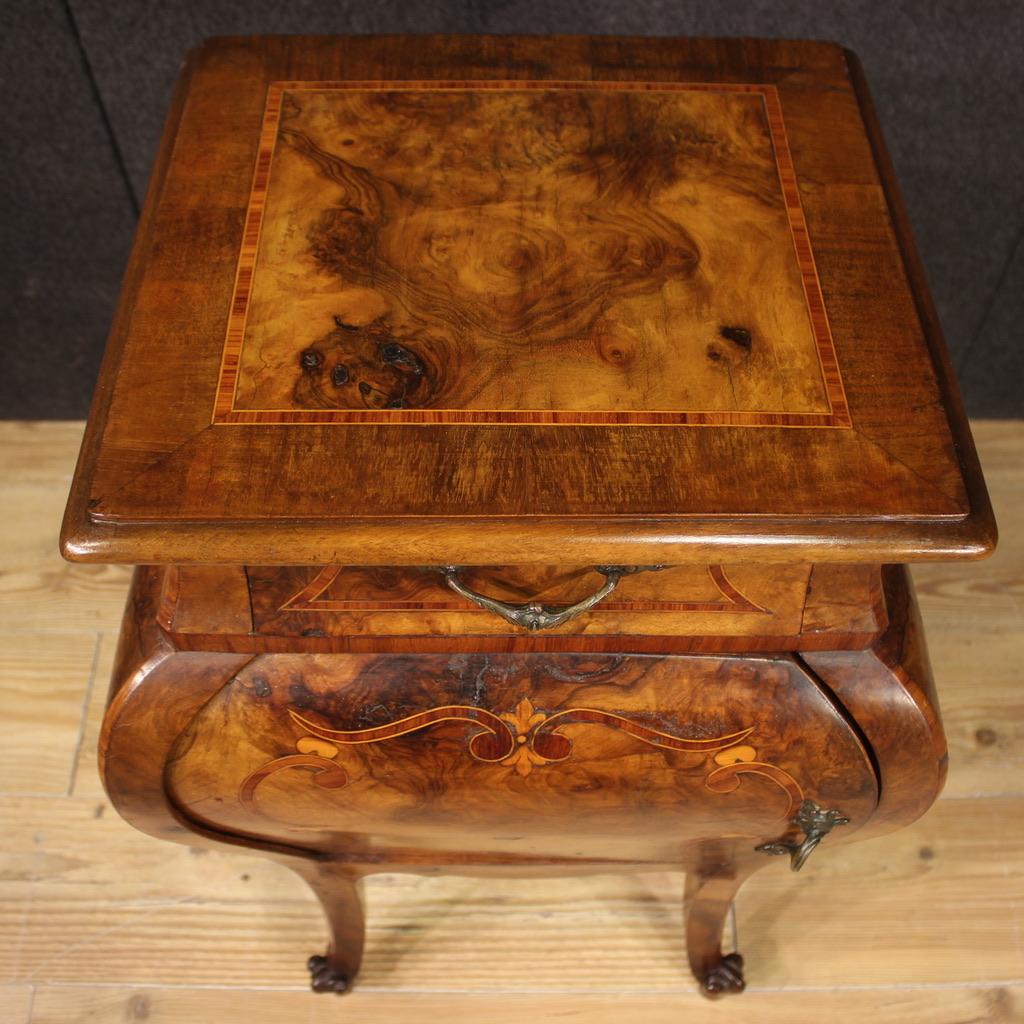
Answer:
[
  {"left": 684, "top": 849, "right": 766, "bottom": 997},
  {"left": 288, "top": 861, "right": 367, "bottom": 994}
]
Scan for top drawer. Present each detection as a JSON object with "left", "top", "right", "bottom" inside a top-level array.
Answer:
[
  {"left": 158, "top": 563, "right": 886, "bottom": 653},
  {"left": 249, "top": 564, "right": 806, "bottom": 638}
]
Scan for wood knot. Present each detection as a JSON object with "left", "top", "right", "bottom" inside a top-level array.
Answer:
[
  {"left": 596, "top": 337, "right": 635, "bottom": 368},
  {"left": 127, "top": 994, "right": 151, "bottom": 1020},
  {"left": 300, "top": 348, "right": 323, "bottom": 371},
  {"left": 975, "top": 726, "right": 998, "bottom": 747},
  {"left": 379, "top": 342, "right": 426, "bottom": 377},
  {"left": 719, "top": 325, "right": 752, "bottom": 350}
]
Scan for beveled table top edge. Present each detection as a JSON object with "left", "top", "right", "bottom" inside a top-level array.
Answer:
[{"left": 60, "top": 507, "right": 996, "bottom": 566}]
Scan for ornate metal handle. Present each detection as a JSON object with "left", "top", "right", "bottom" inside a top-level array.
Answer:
[
  {"left": 756, "top": 799, "right": 850, "bottom": 871},
  {"left": 430, "top": 565, "right": 665, "bottom": 631}
]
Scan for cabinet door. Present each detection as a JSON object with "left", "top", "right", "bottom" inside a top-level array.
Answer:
[{"left": 167, "top": 652, "right": 878, "bottom": 863}]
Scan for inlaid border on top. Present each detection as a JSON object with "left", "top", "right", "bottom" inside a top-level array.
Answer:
[{"left": 212, "top": 80, "right": 851, "bottom": 429}]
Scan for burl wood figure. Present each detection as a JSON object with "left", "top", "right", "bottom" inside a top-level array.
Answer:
[{"left": 62, "top": 36, "right": 995, "bottom": 997}]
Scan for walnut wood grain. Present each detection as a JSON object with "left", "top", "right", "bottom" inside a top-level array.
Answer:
[
  {"left": 249, "top": 563, "right": 804, "bottom": 639},
  {"left": 66, "top": 34, "right": 995, "bottom": 1000},
  {"left": 97, "top": 557, "right": 947, "bottom": 995},
  {"left": 217, "top": 82, "right": 843, "bottom": 427},
  {"left": 803, "top": 565, "right": 948, "bottom": 839},
  {"left": 155, "top": 562, "right": 886, "bottom": 654},
  {"left": 97, "top": 562, "right": 944, "bottom": 993},
  {"left": 684, "top": 849, "right": 764, "bottom": 996},
  {"left": 60, "top": 35, "right": 995, "bottom": 567},
  {"left": 165, "top": 649, "right": 878, "bottom": 860}
]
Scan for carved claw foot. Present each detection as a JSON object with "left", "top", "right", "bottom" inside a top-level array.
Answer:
[
  {"left": 701, "top": 952, "right": 746, "bottom": 996},
  {"left": 307, "top": 954, "right": 350, "bottom": 994}
]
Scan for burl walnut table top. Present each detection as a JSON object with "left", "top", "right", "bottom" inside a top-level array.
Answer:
[{"left": 61, "top": 35, "right": 994, "bottom": 566}]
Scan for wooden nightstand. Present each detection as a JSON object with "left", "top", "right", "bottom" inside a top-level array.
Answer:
[{"left": 61, "top": 35, "right": 995, "bottom": 997}]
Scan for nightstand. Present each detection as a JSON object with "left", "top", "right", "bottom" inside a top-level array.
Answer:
[{"left": 61, "top": 34, "right": 995, "bottom": 997}]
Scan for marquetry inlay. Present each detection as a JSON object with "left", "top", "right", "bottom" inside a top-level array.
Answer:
[
  {"left": 214, "top": 81, "right": 849, "bottom": 428},
  {"left": 238, "top": 698, "right": 804, "bottom": 813}
]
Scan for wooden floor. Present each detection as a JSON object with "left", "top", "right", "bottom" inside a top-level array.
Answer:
[{"left": 0, "top": 421, "right": 1021, "bottom": 1024}]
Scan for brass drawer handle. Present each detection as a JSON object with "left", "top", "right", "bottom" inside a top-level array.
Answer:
[{"left": 431, "top": 565, "right": 665, "bottom": 631}]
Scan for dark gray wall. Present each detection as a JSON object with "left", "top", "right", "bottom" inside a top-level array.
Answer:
[{"left": 3, "top": 0, "right": 1022, "bottom": 418}]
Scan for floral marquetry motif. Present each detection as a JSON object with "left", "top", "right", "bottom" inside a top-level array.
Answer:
[
  {"left": 236, "top": 692, "right": 809, "bottom": 819},
  {"left": 499, "top": 697, "right": 553, "bottom": 775},
  {"left": 163, "top": 648, "right": 882, "bottom": 865},
  {"left": 235, "top": 694, "right": 755, "bottom": 791}
]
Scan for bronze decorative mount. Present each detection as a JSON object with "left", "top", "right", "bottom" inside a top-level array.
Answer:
[{"left": 756, "top": 798, "right": 850, "bottom": 871}]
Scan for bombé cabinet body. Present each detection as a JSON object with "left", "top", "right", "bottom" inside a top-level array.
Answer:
[{"left": 62, "top": 35, "right": 994, "bottom": 996}]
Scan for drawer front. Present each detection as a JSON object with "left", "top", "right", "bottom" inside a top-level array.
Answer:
[
  {"left": 245, "top": 563, "right": 811, "bottom": 639},
  {"left": 167, "top": 651, "right": 878, "bottom": 863},
  {"left": 160, "top": 564, "right": 886, "bottom": 653}
]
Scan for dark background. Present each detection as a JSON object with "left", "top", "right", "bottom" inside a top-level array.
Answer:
[{"left": 3, "top": 0, "right": 1022, "bottom": 419}]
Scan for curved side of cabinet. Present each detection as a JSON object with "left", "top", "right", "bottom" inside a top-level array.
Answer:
[
  {"left": 99, "top": 567, "right": 373, "bottom": 992},
  {"left": 99, "top": 566, "right": 300, "bottom": 858},
  {"left": 802, "top": 564, "right": 947, "bottom": 840}
]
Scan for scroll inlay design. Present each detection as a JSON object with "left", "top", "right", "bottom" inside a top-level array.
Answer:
[{"left": 239, "top": 697, "right": 803, "bottom": 817}]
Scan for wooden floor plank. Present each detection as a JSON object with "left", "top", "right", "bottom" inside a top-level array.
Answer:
[
  {"left": 69, "top": 634, "right": 116, "bottom": 801},
  {"left": 913, "top": 425, "right": 1023, "bottom": 801},
  {"left": 0, "top": 422, "right": 84, "bottom": 486},
  {"left": 928, "top": 628, "right": 1024, "bottom": 798},
  {"left": 0, "top": 425, "right": 129, "bottom": 636},
  {"left": 2, "top": 791, "right": 1022, "bottom": 990},
  {"left": 0, "top": 482, "right": 130, "bottom": 636},
  {"left": 25, "top": 985, "right": 1024, "bottom": 1024},
  {"left": 0, "top": 795, "right": 294, "bottom": 903},
  {"left": 0, "top": 984, "right": 33, "bottom": 1024},
  {"left": 0, "top": 635, "right": 98, "bottom": 795},
  {"left": 736, "top": 796, "right": 1024, "bottom": 988},
  {"left": 2, "top": 870, "right": 693, "bottom": 990}
]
